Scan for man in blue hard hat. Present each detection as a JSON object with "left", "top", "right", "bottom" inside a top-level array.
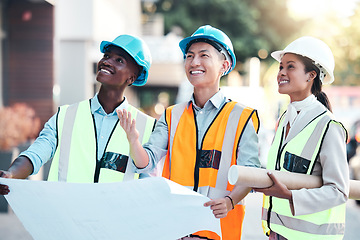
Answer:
[
  {"left": 0, "top": 35, "right": 156, "bottom": 187},
  {"left": 118, "top": 25, "right": 260, "bottom": 239}
]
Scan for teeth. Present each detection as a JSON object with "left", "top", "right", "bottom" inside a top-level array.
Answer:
[
  {"left": 279, "top": 80, "right": 288, "bottom": 85},
  {"left": 191, "top": 70, "right": 203, "bottom": 74},
  {"left": 100, "top": 69, "right": 111, "bottom": 74}
]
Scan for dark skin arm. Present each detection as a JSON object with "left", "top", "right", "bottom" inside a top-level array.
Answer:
[
  {"left": 253, "top": 172, "right": 295, "bottom": 215},
  {"left": 0, "top": 156, "right": 34, "bottom": 195}
]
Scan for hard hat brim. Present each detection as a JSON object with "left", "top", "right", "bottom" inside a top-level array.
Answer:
[
  {"left": 100, "top": 40, "right": 113, "bottom": 53},
  {"left": 270, "top": 50, "right": 283, "bottom": 63},
  {"left": 179, "top": 35, "right": 225, "bottom": 56}
]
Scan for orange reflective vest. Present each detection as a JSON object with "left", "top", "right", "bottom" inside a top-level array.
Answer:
[{"left": 163, "top": 101, "right": 259, "bottom": 240}]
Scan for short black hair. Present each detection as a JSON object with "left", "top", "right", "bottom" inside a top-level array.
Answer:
[{"left": 185, "top": 38, "right": 222, "bottom": 54}]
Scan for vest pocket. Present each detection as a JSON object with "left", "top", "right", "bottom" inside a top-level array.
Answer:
[
  {"left": 199, "top": 149, "right": 221, "bottom": 170},
  {"left": 100, "top": 151, "right": 129, "bottom": 173},
  {"left": 283, "top": 151, "right": 310, "bottom": 174}
]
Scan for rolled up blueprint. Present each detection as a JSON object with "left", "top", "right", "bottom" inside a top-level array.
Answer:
[{"left": 228, "top": 165, "right": 360, "bottom": 200}]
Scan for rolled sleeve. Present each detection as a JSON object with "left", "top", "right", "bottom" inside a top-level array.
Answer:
[
  {"left": 20, "top": 113, "right": 58, "bottom": 175},
  {"left": 135, "top": 113, "right": 168, "bottom": 174},
  {"left": 237, "top": 120, "right": 261, "bottom": 168}
]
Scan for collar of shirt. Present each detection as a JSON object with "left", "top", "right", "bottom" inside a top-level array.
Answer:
[
  {"left": 188, "top": 89, "right": 227, "bottom": 112},
  {"left": 91, "top": 93, "right": 129, "bottom": 116}
]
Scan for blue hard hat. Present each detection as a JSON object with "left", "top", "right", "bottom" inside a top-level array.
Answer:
[
  {"left": 100, "top": 35, "right": 152, "bottom": 86},
  {"left": 179, "top": 25, "right": 236, "bottom": 75}
]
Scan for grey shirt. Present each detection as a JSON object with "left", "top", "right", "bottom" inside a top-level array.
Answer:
[{"left": 135, "top": 90, "right": 260, "bottom": 174}]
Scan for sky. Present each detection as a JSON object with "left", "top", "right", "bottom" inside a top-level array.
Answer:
[{"left": 287, "top": 0, "right": 360, "bottom": 20}]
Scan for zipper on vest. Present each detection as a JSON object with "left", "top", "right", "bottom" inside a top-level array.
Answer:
[
  {"left": 93, "top": 118, "right": 120, "bottom": 183},
  {"left": 91, "top": 110, "right": 101, "bottom": 183},
  {"left": 267, "top": 196, "right": 273, "bottom": 231},
  {"left": 268, "top": 126, "right": 286, "bottom": 230},
  {"left": 275, "top": 128, "right": 286, "bottom": 171},
  {"left": 192, "top": 102, "right": 229, "bottom": 192},
  {"left": 193, "top": 106, "right": 200, "bottom": 192}
]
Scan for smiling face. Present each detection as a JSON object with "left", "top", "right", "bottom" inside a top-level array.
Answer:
[
  {"left": 96, "top": 45, "right": 139, "bottom": 88},
  {"left": 184, "top": 42, "right": 229, "bottom": 91},
  {"left": 277, "top": 53, "right": 315, "bottom": 102}
]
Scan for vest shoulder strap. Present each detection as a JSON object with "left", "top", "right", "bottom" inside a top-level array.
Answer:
[
  {"left": 232, "top": 103, "right": 259, "bottom": 135},
  {"left": 300, "top": 113, "right": 331, "bottom": 160},
  {"left": 165, "top": 102, "right": 187, "bottom": 138}
]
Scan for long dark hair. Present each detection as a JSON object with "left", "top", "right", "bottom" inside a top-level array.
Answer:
[{"left": 299, "top": 55, "right": 332, "bottom": 112}]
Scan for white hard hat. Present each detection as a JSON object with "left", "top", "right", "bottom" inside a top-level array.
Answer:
[{"left": 271, "top": 36, "right": 335, "bottom": 84}]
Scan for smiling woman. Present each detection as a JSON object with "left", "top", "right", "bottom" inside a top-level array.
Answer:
[{"left": 255, "top": 36, "right": 349, "bottom": 240}]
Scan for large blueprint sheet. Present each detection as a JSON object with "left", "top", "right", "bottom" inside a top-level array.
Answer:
[{"left": 0, "top": 177, "right": 221, "bottom": 240}]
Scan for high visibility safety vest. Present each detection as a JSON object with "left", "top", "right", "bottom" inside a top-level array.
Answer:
[
  {"left": 163, "top": 101, "right": 259, "bottom": 240},
  {"left": 48, "top": 99, "right": 155, "bottom": 183},
  {"left": 262, "top": 111, "right": 347, "bottom": 240}
]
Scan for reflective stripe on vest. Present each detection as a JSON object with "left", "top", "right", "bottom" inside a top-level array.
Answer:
[
  {"left": 262, "top": 207, "right": 345, "bottom": 238},
  {"left": 262, "top": 111, "right": 346, "bottom": 239},
  {"left": 48, "top": 100, "right": 155, "bottom": 183},
  {"left": 163, "top": 101, "right": 259, "bottom": 240}
]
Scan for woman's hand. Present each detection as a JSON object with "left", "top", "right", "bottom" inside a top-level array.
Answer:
[
  {"left": 253, "top": 172, "right": 292, "bottom": 200},
  {"left": 254, "top": 172, "right": 295, "bottom": 214}
]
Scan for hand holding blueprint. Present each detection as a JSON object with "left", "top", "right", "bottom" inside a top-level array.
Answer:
[{"left": 0, "top": 177, "right": 221, "bottom": 240}]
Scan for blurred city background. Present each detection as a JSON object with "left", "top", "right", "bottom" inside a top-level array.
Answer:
[{"left": 0, "top": 0, "right": 360, "bottom": 239}]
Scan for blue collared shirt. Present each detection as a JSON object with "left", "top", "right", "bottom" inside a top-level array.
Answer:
[
  {"left": 21, "top": 94, "right": 128, "bottom": 175},
  {"left": 140, "top": 90, "right": 260, "bottom": 173}
]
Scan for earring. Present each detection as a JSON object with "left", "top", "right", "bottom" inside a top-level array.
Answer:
[{"left": 307, "top": 79, "right": 311, "bottom": 82}]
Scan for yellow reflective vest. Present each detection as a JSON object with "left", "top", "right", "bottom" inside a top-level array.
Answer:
[
  {"left": 262, "top": 111, "right": 347, "bottom": 240},
  {"left": 48, "top": 99, "right": 155, "bottom": 183},
  {"left": 163, "top": 101, "right": 259, "bottom": 240}
]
